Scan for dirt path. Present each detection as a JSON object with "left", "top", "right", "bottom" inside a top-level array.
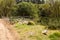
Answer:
[{"left": 0, "top": 19, "right": 20, "bottom": 40}]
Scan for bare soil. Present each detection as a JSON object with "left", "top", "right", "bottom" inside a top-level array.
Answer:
[{"left": 0, "top": 19, "right": 20, "bottom": 40}]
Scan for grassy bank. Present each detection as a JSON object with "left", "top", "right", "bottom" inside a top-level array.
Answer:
[{"left": 13, "top": 23, "right": 60, "bottom": 40}]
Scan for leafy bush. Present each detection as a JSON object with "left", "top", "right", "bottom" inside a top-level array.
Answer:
[
  {"left": 0, "top": 0, "right": 16, "bottom": 17},
  {"left": 27, "top": 21, "right": 35, "bottom": 25},
  {"left": 17, "top": 2, "right": 39, "bottom": 19},
  {"left": 49, "top": 32, "right": 60, "bottom": 40},
  {"left": 48, "top": 1, "right": 60, "bottom": 29},
  {"left": 38, "top": 4, "right": 50, "bottom": 26},
  {"left": 38, "top": 4, "right": 50, "bottom": 10},
  {"left": 38, "top": 1, "right": 60, "bottom": 29}
]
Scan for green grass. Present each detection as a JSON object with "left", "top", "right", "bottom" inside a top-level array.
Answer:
[
  {"left": 49, "top": 32, "right": 60, "bottom": 40},
  {"left": 14, "top": 23, "right": 60, "bottom": 40}
]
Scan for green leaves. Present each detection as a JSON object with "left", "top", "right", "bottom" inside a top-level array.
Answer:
[
  {"left": 0, "top": 0, "right": 16, "bottom": 17},
  {"left": 49, "top": 32, "right": 60, "bottom": 40},
  {"left": 17, "top": 2, "right": 39, "bottom": 21}
]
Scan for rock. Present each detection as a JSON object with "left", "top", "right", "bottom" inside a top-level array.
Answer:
[{"left": 42, "top": 30, "right": 48, "bottom": 35}]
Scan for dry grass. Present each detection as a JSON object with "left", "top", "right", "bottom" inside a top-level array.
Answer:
[{"left": 14, "top": 22, "right": 60, "bottom": 40}]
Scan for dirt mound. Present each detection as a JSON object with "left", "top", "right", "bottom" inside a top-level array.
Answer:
[{"left": 0, "top": 19, "right": 20, "bottom": 40}]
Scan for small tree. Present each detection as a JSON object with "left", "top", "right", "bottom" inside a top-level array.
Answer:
[
  {"left": 17, "top": 2, "right": 39, "bottom": 21},
  {"left": 0, "top": 0, "right": 16, "bottom": 17},
  {"left": 39, "top": 1, "right": 60, "bottom": 29}
]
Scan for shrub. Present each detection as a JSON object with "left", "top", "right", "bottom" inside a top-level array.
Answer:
[
  {"left": 49, "top": 32, "right": 60, "bottom": 40},
  {"left": 48, "top": 25, "right": 56, "bottom": 30},
  {"left": 38, "top": 4, "right": 50, "bottom": 26},
  {"left": 27, "top": 21, "right": 35, "bottom": 25},
  {"left": 38, "top": 1, "right": 60, "bottom": 29},
  {"left": 0, "top": 0, "right": 16, "bottom": 17},
  {"left": 17, "top": 2, "right": 39, "bottom": 19},
  {"left": 38, "top": 4, "right": 50, "bottom": 10}
]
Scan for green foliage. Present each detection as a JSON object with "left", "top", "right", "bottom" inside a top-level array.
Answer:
[
  {"left": 47, "top": 1, "right": 60, "bottom": 29},
  {"left": 49, "top": 32, "right": 60, "bottom": 40},
  {"left": 17, "top": 2, "right": 39, "bottom": 19},
  {"left": 0, "top": 0, "right": 16, "bottom": 17},
  {"left": 49, "top": 1, "right": 60, "bottom": 18},
  {"left": 39, "top": 4, "right": 50, "bottom": 9},
  {"left": 38, "top": 4, "right": 50, "bottom": 26},
  {"left": 27, "top": 21, "right": 35, "bottom": 25},
  {"left": 38, "top": 1, "right": 60, "bottom": 29},
  {"left": 38, "top": 3, "right": 50, "bottom": 17}
]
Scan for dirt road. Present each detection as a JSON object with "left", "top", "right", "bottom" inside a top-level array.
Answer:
[{"left": 0, "top": 19, "right": 19, "bottom": 40}]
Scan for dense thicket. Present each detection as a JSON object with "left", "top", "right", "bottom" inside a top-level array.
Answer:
[
  {"left": 39, "top": 1, "right": 60, "bottom": 29},
  {"left": 16, "top": 2, "right": 39, "bottom": 19},
  {"left": 0, "top": 0, "right": 16, "bottom": 17}
]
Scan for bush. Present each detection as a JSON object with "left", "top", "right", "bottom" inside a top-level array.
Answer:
[
  {"left": 38, "top": 3, "right": 50, "bottom": 17},
  {"left": 38, "top": 4, "right": 50, "bottom": 26},
  {"left": 48, "top": 25, "right": 56, "bottom": 30},
  {"left": 0, "top": 0, "right": 16, "bottom": 17},
  {"left": 27, "top": 21, "right": 35, "bottom": 25},
  {"left": 38, "top": 4, "right": 50, "bottom": 10},
  {"left": 49, "top": 32, "right": 60, "bottom": 40},
  {"left": 38, "top": 1, "right": 60, "bottom": 29},
  {"left": 17, "top": 2, "right": 39, "bottom": 19}
]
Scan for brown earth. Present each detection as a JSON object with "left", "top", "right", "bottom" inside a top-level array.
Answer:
[{"left": 0, "top": 19, "right": 20, "bottom": 40}]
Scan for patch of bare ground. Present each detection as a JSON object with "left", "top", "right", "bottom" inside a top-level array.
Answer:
[{"left": 0, "top": 19, "right": 20, "bottom": 40}]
